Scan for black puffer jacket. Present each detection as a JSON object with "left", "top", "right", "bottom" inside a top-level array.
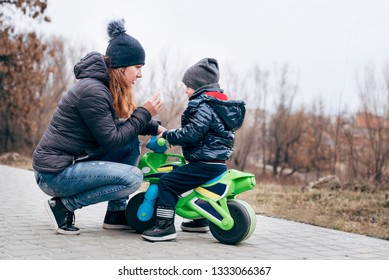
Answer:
[
  {"left": 164, "top": 85, "right": 246, "bottom": 161},
  {"left": 32, "top": 51, "right": 158, "bottom": 173}
]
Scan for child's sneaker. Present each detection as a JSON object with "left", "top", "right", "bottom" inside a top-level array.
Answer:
[
  {"left": 142, "top": 218, "right": 177, "bottom": 242},
  {"left": 180, "top": 218, "right": 209, "bottom": 232},
  {"left": 142, "top": 207, "right": 176, "bottom": 242}
]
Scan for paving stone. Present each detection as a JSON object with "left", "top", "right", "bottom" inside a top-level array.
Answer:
[{"left": 0, "top": 164, "right": 388, "bottom": 260}]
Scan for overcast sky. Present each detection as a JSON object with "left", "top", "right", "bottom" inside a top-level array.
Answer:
[{"left": 27, "top": 0, "right": 389, "bottom": 113}]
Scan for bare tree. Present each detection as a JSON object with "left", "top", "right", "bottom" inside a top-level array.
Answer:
[
  {"left": 335, "top": 64, "right": 389, "bottom": 186},
  {"left": 288, "top": 100, "right": 334, "bottom": 179},
  {"left": 356, "top": 65, "right": 389, "bottom": 184},
  {"left": 0, "top": 31, "right": 50, "bottom": 152},
  {"left": 0, "top": 0, "right": 52, "bottom": 154},
  {"left": 266, "top": 64, "right": 302, "bottom": 177},
  {"left": 0, "top": 0, "right": 50, "bottom": 23}
]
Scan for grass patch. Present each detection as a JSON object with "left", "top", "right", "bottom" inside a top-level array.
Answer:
[{"left": 238, "top": 183, "right": 389, "bottom": 240}]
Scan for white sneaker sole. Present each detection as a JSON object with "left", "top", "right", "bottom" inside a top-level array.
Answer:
[{"left": 142, "top": 233, "right": 177, "bottom": 242}]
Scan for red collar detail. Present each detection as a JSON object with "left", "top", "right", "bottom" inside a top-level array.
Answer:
[{"left": 204, "top": 91, "right": 229, "bottom": 100}]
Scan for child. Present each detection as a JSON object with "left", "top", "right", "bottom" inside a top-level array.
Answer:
[{"left": 142, "top": 58, "right": 246, "bottom": 242}]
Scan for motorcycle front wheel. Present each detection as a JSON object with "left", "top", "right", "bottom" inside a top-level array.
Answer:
[{"left": 209, "top": 199, "right": 256, "bottom": 245}]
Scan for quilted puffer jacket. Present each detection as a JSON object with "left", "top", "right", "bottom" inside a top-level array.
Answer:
[
  {"left": 163, "top": 85, "right": 246, "bottom": 162},
  {"left": 32, "top": 51, "right": 158, "bottom": 173}
]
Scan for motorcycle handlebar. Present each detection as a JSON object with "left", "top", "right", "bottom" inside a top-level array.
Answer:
[{"left": 145, "top": 136, "right": 168, "bottom": 153}]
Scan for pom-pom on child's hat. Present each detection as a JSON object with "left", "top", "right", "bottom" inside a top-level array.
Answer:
[
  {"left": 182, "top": 58, "right": 220, "bottom": 90},
  {"left": 105, "top": 19, "right": 145, "bottom": 68}
]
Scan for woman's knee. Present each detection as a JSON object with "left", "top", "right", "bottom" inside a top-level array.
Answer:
[
  {"left": 124, "top": 166, "right": 143, "bottom": 188},
  {"left": 34, "top": 171, "right": 57, "bottom": 196}
]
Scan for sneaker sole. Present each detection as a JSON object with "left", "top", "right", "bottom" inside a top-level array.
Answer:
[
  {"left": 44, "top": 200, "right": 80, "bottom": 235},
  {"left": 102, "top": 223, "right": 133, "bottom": 230},
  {"left": 142, "top": 233, "right": 177, "bottom": 242},
  {"left": 181, "top": 226, "right": 209, "bottom": 233}
]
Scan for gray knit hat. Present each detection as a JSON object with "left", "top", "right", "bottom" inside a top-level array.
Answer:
[
  {"left": 182, "top": 58, "right": 220, "bottom": 90},
  {"left": 105, "top": 19, "right": 145, "bottom": 68}
]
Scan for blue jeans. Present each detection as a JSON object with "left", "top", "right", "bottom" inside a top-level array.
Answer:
[{"left": 34, "top": 138, "right": 142, "bottom": 212}]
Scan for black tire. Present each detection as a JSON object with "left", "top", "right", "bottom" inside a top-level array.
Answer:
[
  {"left": 209, "top": 200, "right": 254, "bottom": 245},
  {"left": 125, "top": 192, "right": 157, "bottom": 233}
]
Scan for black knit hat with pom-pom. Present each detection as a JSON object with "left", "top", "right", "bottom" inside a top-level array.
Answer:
[{"left": 105, "top": 19, "right": 145, "bottom": 68}]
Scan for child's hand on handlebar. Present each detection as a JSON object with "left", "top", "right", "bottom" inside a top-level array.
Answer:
[
  {"left": 157, "top": 125, "right": 166, "bottom": 139},
  {"left": 157, "top": 125, "right": 166, "bottom": 135},
  {"left": 157, "top": 132, "right": 164, "bottom": 140},
  {"left": 156, "top": 128, "right": 171, "bottom": 147}
]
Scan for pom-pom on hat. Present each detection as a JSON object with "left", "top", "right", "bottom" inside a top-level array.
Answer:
[
  {"left": 105, "top": 19, "right": 145, "bottom": 68},
  {"left": 182, "top": 58, "right": 220, "bottom": 90}
]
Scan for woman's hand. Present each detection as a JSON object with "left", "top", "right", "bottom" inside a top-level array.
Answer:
[{"left": 143, "top": 93, "right": 162, "bottom": 116}]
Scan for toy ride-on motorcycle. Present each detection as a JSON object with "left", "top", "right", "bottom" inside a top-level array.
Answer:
[{"left": 125, "top": 136, "right": 257, "bottom": 245}]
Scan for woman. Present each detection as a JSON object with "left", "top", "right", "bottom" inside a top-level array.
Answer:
[{"left": 32, "top": 19, "right": 164, "bottom": 235}]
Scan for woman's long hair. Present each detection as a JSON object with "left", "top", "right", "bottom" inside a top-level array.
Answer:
[{"left": 105, "top": 57, "right": 136, "bottom": 118}]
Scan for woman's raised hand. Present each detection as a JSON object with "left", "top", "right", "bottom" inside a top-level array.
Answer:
[{"left": 143, "top": 93, "right": 162, "bottom": 116}]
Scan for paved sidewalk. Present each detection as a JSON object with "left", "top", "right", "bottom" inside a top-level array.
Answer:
[{"left": 0, "top": 164, "right": 388, "bottom": 260}]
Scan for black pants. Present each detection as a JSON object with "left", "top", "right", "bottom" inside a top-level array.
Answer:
[{"left": 157, "top": 161, "right": 227, "bottom": 208}]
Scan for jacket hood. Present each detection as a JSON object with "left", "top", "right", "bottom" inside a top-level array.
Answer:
[
  {"left": 73, "top": 51, "right": 109, "bottom": 85},
  {"left": 207, "top": 98, "right": 246, "bottom": 131},
  {"left": 192, "top": 88, "right": 246, "bottom": 132}
]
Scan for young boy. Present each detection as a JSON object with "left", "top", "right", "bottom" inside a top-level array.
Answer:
[{"left": 142, "top": 58, "right": 246, "bottom": 242}]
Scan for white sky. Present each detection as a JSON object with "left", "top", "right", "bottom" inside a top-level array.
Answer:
[{"left": 25, "top": 0, "right": 389, "bottom": 113}]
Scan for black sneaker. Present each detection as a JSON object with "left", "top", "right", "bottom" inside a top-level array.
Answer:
[
  {"left": 103, "top": 210, "right": 132, "bottom": 230},
  {"left": 142, "top": 218, "right": 177, "bottom": 242},
  {"left": 181, "top": 218, "right": 209, "bottom": 232},
  {"left": 44, "top": 197, "right": 80, "bottom": 235}
]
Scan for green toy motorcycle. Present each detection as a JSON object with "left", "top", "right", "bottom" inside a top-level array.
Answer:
[{"left": 125, "top": 136, "right": 257, "bottom": 245}]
